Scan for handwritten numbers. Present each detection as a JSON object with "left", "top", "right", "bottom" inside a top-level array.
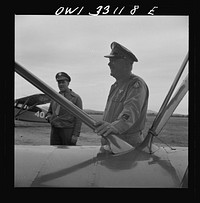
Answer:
[
  {"left": 89, "top": 6, "right": 109, "bottom": 16},
  {"left": 89, "top": 5, "right": 125, "bottom": 16},
  {"left": 113, "top": 7, "right": 125, "bottom": 14},
  {"left": 102, "top": 5, "right": 110, "bottom": 14},
  {"left": 55, "top": 5, "right": 159, "bottom": 16},
  {"left": 118, "top": 7, "right": 125, "bottom": 15},
  {"left": 130, "top": 5, "right": 139, "bottom": 15},
  {"left": 113, "top": 7, "right": 119, "bottom": 14}
]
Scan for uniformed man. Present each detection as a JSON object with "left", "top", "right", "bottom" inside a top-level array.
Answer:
[
  {"left": 95, "top": 42, "right": 149, "bottom": 147},
  {"left": 45, "top": 72, "right": 83, "bottom": 145}
]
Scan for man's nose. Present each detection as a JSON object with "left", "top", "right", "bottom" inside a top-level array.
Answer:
[{"left": 108, "top": 61, "right": 112, "bottom": 67}]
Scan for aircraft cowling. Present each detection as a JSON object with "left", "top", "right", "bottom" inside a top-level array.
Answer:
[{"left": 14, "top": 145, "right": 188, "bottom": 187}]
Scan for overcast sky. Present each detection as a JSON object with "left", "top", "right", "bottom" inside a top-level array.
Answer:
[{"left": 15, "top": 15, "right": 188, "bottom": 114}]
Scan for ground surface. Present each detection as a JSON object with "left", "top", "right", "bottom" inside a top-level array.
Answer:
[{"left": 15, "top": 115, "right": 188, "bottom": 147}]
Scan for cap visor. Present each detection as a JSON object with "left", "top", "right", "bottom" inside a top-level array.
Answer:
[
  {"left": 56, "top": 77, "right": 68, "bottom": 81},
  {"left": 104, "top": 54, "right": 117, "bottom": 58}
]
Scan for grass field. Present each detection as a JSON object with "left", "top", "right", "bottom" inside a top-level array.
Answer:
[{"left": 15, "top": 114, "right": 188, "bottom": 147}]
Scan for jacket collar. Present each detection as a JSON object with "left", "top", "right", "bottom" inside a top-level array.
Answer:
[{"left": 59, "top": 89, "right": 76, "bottom": 97}]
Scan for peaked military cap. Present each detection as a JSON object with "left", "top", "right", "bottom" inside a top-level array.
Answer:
[
  {"left": 104, "top": 42, "right": 138, "bottom": 63},
  {"left": 56, "top": 72, "right": 71, "bottom": 82}
]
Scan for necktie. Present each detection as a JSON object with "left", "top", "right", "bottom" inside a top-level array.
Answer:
[{"left": 55, "top": 103, "right": 60, "bottom": 116}]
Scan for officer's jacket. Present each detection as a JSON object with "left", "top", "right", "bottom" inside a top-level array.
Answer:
[
  {"left": 103, "top": 74, "right": 149, "bottom": 135},
  {"left": 47, "top": 89, "right": 83, "bottom": 136}
]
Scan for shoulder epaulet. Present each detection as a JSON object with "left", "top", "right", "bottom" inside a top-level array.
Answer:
[
  {"left": 133, "top": 81, "right": 140, "bottom": 88},
  {"left": 129, "top": 75, "right": 140, "bottom": 86},
  {"left": 129, "top": 75, "right": 146, "bottom": 89}
]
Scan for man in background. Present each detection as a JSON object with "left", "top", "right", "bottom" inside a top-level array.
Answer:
[{"left": 46, "top": 72, "right": 83, "bottom": 145}]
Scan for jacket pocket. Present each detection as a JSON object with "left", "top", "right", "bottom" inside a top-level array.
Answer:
[
  {"left": 62, "top": 114, "right": 75, "bottom": 123},
  {"left": 112, "top": 90, "right": 126, "bottom": 102}
]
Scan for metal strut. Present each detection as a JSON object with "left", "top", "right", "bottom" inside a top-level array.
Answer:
[{"left": 140, "top": 53, "right": 188, "bottom": 152}]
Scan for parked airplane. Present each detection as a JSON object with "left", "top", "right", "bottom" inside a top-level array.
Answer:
[
  {"left": 15, "top": 94, "right": 50, "bottom": 123},
  {"left": 14, "top": 53, "right": 188, "bottom": 187}
]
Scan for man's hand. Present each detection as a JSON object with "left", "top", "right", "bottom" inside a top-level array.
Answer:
[
  {"left": 71, "top": 135, "right": 78, "bottom": 145},
  {"left": 94, "top": 121, "right": 119, "bottom": 137},
  {"left": 45, "top": 115, "right": 51, "bottom": 123}
]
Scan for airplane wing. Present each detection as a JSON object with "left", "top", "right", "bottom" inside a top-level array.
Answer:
[
  {"left": 15, "top": 93, "right": 51, "bottom": 106},
  {"left": 15, "top": 145, "right": 188, "bottom": 187}
]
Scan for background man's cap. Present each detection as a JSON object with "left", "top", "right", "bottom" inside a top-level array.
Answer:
[
  {"left": 104, "top": 42, "right": 138, "bottom": 63},
  {"left": 55, "top": 72, "right": 71, "bottom": 82}
]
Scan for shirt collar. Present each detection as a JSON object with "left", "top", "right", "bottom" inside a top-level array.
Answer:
[{"left": 59, "top": 89, "right": 76, "bottom": 97}]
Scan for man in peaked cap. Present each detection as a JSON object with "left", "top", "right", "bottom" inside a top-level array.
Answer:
[
  {"left": 95, "top": 42, "right": 149, "bottom": 147},
  {"left": 46, "top": 72, "right": 83, "bottom": 145}
]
